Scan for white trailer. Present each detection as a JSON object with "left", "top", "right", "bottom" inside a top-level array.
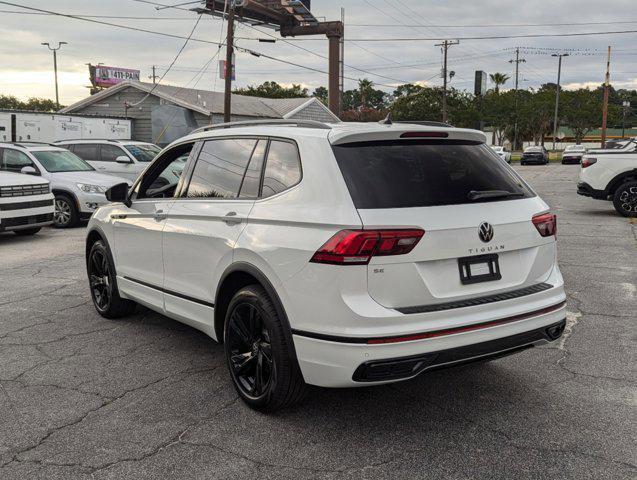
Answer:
[{"left": 0, "top": 111, "right": 132, "bottom": 143}]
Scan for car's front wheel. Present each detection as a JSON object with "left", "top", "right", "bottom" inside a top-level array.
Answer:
[
  {"left": 53, "top": 194, "right": 78, "bottom": 228},
  {"left": 87, "top": 240, "right": 136, "bottom": 318},
  {"left": 612, "top": 180, "right": 637, "bottom": 217},
  {"left": 224, "top": 285, "right": 307, "bottom": 412}
]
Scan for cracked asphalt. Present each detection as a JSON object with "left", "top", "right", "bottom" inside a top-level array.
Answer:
[{"left": 0, "top": 164, "right": 635, "bottom": 479}]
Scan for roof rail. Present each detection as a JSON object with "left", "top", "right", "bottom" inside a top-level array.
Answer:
[
  {"left": 191, "top": 119, "right": 333, "bottom": 134},
  {"left": 53, "top": 138, "right": 132, "bottom": 143},
  {"left": 2, "top": 141, "right": 56, "bottom": 147}
]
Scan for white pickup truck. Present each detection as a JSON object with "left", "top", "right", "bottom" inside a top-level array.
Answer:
[{"left": 577, "top": 138, "right": 637, "bottom": 217}]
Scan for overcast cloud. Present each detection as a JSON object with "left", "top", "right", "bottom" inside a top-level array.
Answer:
[{"left": 0, "top": 0, "right": 636, "bottom": 104}]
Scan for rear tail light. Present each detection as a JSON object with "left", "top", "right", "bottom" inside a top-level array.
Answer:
[
  {"left": 581, "top": 157, "right": 597, "bottom": 168},
  {"left": 532, "top": 213, "right": 557, "bottom": 237},
  {"left": 310, "top": 229, "right": 425, "bottom": 265}
]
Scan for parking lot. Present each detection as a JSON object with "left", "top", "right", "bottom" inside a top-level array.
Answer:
[{"left": 0, "top": 164, "right": 635, "bottom": 479}]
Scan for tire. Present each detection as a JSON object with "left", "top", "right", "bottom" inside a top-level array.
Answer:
[
  {"left": 14, "top": 227, "right": 41, "bottom": 236},
  {"left": 53, "top": 193, "right": 79, "bottom": 228},
  {"left": 87, "top": 240, "right": 136, "bottom": 318},
  {"left": 224, "top": 285, "right": 307, "bottom": 412},
  {"left": 612, "top": 180, "right": 637, "bottom": 218}
]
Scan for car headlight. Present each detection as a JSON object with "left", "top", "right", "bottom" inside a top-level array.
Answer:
[{"left": 77, "top": 183, "right": 108, "bottom": 193}]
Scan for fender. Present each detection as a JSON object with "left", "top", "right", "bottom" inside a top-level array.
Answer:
[
  {"left": 215, "top": 261, "right": 298, "bottom": 361},
  {"left": 606, "top": 168, "right": 637, "bottom": 195}
]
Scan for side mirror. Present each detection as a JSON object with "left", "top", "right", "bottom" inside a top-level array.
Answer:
[
  {"left": 105, "top": 182, "right": 129, "bottom": 204},
  {"left": 21, "top": 166, "right": 38, "bottom": 175},
  {"left": 115, "top": 155, "right": 132, "bottom": 164}
]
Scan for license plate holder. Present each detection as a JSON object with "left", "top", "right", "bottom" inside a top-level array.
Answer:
[{"left": 458, "top": 254, "right": 502, "bottom": 285}]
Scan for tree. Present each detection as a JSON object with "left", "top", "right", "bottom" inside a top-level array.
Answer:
[
  {"left": 391, "top": 86, "right": 478, "bottom": 128},
  {"left": 489, "top": 73, "right": 510, "bottom": 94},
  {"left": 561, "top": 88, "right": 619, "bottom": 143},
  {"left": 357, "top": 79, "right": 374, "bottom": 109},
  {"left": 393, "top": 83, "right": 424, "bottom": 98},
  {"left": 0, "top": 94, "right": 60, "bottom": 111},
  {"left": 312, "top": 86, "right": 328, "bottom": 105},
  {"left": 233, "top": 81, "right": 308, "bottom": 99}
]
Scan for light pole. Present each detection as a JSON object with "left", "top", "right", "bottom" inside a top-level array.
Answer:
[
  {"left": 622, "top": 101, "right": 631, "bottom": 139},
  {"left": 551, "top": 53, "right": 569, "bottom": 151},
  {"left": 41, "top": 41, "right": 67, "bottom": 110}
]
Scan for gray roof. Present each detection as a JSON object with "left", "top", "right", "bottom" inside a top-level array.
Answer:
[{"left": 60, "top": 81, "right": 338, "bottom": 121}]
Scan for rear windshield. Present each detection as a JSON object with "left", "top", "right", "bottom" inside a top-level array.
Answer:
[{"left": 332, "top": 140, "right": 534, "bottom": 209}]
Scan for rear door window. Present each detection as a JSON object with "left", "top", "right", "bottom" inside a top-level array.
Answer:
[
  {"left": 332, "top": 140, "right": 533, "bottom": 209},
  {"left": 100, "top": 144, "right": 127, "bottom": 162},
  {"left": 238, "top": 140, "right": 267, "bottom": 198},
  {"left": 261, "top": 140, "right": 302, "bottom": 198},
  {"left": 72, "top": 144, "right": 99, "bottom": 162},
  {"left": 186, "top": 138, "right": 257, "bottom": 199}
]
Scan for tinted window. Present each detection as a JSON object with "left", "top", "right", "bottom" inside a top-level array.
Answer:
[
  {"left": 1, "top": 149, "right": 35, "bottom": 173},
  {"left": 238, "top": 140, "right": 266, "bottom": 198},
  {"left": 187, "top": 138, "right": 257, "bottom": 199},
  {"left": 261, "top": 140, "right": 301, "bottom": 198},
  {"left": 124, "top": 144, "right": 160, "bottom": 162},
  {"left": 100, "top": 144, "right": 127, "bottom": 162},
  {"left": 332, "top": 140, "right": 533, "bottom": 209},
  {"left": 72, "top": 144, "right": 99, "bottom": 161}
]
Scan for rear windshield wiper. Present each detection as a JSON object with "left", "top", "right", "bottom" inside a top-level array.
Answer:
[{"left": 468, "top": 190, "right": 525, "bottom": 201}]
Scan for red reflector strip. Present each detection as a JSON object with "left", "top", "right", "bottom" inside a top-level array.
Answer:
[
  {"left": 367, "top": 301, "right": 566, "bottom": 345},
  {"left": 400, "top": 131, "right": 449, "bottom": 138}
]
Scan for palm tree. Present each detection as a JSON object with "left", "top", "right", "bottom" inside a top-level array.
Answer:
[
  {"left": 358, "top": 79, "right": 374, "bottom": 109},
  {"left": 489, "top": 73, "right": 510, "bottom": 94}
]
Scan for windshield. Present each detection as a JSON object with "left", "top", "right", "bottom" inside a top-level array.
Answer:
[
  {"left": 332, "top": 140, "right": 534, "bottom": 209},
  {"left": 32, "top": 150, "right": 94, "bottom": 173},
  {"left": 124, "top": 144, "right": 161, "bottom": 162}
]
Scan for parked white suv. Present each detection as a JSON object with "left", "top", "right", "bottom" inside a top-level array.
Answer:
[
  {"left": 0, "top": 143, "right": 130, "bottom": 227},
  {"left": 55, "top": 139, "right": 161, "bottom": 182},
  {"left": 85, "top": 120, "right": 566, "bottom": 411},
  {"left": 577, "top": 138, "right": 637, "bottom": 217},
  {"left": 0, "top": 171, "right": 54, "bottom": 235}
]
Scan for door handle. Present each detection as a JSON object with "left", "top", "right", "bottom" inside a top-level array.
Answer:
[
  {"left": 154, "top": 209, "right": 167, "bottom": 222},
  {"left": 223, "top": 211, "right": 242, "bottom": 225}
]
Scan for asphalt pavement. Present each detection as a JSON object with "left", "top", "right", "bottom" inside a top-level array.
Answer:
[{"left": 0, "top": 164, "right": 635, "bottom": 479}]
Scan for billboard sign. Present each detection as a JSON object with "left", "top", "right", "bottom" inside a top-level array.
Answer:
[
  {"left": 94, "top": 66, "right": 140, "bottom": 87},
  {"left": 474, "top": 71, "right": 488, "bottom": 97}
]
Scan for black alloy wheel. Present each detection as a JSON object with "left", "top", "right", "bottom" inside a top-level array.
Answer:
[
  {"left": 227, "top": 302, "right": 274, "bottom": 399},
  {"left": 88, "top": 246, "right": 112, "bottom": 312},
  {"left": 613, "top": 181, "right": 637, "bottom": 217}
]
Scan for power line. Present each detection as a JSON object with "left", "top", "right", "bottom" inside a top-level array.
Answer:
[
  {"left": 340, "top": 29, "right": 637, "bottom": 42},
  {"left": 346, "top": 20, "right": 637, "bottom": 28},
  {"left": 0, "top": 9, "right": 196, "bottom": 20}
]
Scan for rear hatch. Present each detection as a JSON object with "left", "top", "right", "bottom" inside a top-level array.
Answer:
[{"left": 331, "top": 135, "right": 556, "bottom": 309}]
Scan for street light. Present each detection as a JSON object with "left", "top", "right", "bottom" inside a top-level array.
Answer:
[
  {"left": 551, "top": 53, "right": 569, "bottom": 151},
  {"left": 41, "top": 41, "right": 67, "bottom": 110}
]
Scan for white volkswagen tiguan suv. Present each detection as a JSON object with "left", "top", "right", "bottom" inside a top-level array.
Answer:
[{"left": 85, "top": 120, "right": 566, "bottom": 411}]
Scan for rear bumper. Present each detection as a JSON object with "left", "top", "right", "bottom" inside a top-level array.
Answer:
[
  {"left": 521, "top": 156, "right": 547, "bottom": 164},
  {"left": 561, "top": 157, "right": 581, "bottom": 164},
  {"left": 292, "top": 293, "right": 567, "bottom": 388},
  {"left": 352, "top": 319, "right": 565, "bottom": 382},
  {"left": 577, "top": 182, "right": 607, "bottom": 200}
]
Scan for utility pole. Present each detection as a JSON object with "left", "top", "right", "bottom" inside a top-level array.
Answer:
[
  {"left": 435, "top": 39, "right": 459, "bottom": 123},
  {"left": 509, "top": 47, "right": 526, "bottom": 151},
  {"left": 149, "top": 65, "right": 159, "bottom": 84},
  {"left": 551, "top": 53, "right": 569, "bottom": 150},
  {"left": 223, "top": 1, "right": 236, "bottom": 123},
  {"left": 601, "top": 46, "right": 612, "bottom": 148},
  {"left": 339, "top": 7, "right": 345, "bottom": 117},
  {"left": 41, "top": 41, "right": 67, "bottom": 110}
]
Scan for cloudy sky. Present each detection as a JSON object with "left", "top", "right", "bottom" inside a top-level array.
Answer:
[{"left": 0, "top": 0, "right": 636, "bottom": 104}]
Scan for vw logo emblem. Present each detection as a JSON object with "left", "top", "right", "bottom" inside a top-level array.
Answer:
[{"left": 478, "top": 222, "right": 494, "bottom": 243}]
